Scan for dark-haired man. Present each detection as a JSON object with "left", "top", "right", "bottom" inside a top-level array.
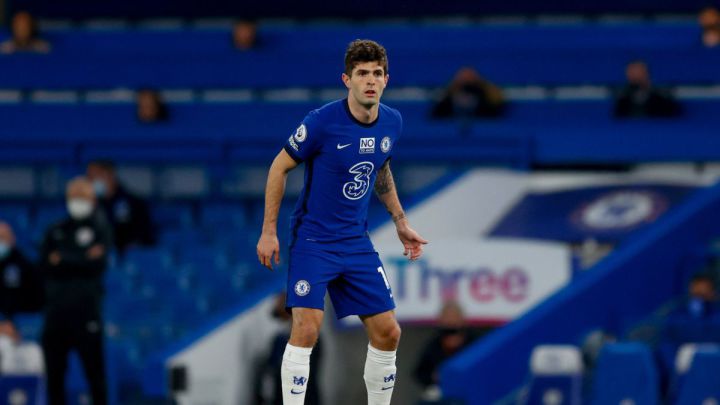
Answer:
[
  {"left": 257, "top": 39, "right": 428, "bottom": 405},
  {"left": 614, "top": 60, "right": 680, "bottom": 118},
  {"left": 86, "top": 160, "right": 155, "bottom": 254}
]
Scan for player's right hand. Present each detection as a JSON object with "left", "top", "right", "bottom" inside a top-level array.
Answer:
[{"left": 257, "top": 233, "right": 280, "bottom": 271}]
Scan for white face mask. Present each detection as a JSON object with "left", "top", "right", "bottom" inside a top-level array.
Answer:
[{"left": 67, "top": 198, "right": 94, "bottom": 220}]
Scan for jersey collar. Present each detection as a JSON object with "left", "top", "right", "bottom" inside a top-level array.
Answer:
[{"left": 343, "top": 98, "right": 380, "bottom": 128}]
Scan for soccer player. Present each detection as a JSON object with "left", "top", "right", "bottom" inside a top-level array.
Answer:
[{"left": 256, "top": 39, "right": 428, "bottom": 405}]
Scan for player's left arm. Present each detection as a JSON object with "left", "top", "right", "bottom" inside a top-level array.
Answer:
[{"left": 374, "top": 159, "right": 428, "bottom": 260}]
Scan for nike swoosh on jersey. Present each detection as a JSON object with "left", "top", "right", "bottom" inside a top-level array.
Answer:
[{"left": 337, "top": 143, "right": 351, "bottom": 149}]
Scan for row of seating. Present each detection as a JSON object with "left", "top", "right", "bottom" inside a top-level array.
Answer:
[
  {"left": 1, "top": 23, "right": 717, "bottom": 88},
  {"left": 5, "top": 100, "right": 720, "bottom": 131},
  {"left": 524, "top": 343, "right": 720, "bottom": 405},
  {"left": 4, "top": 23, "right": 707, "bottom": 53},
  {"left": 8, "top": 0, "right": 711, "bottom": 19},
  {"left": 3, "top": 100, "right": 719, "bottom": 164}
]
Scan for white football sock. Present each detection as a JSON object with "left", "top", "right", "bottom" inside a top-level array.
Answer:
[
  {"left": 364, "top": 344, "right": 397, "bottom": 405},
  {"left": 281, "top": 343, "right": 313, "bottom": 405}
]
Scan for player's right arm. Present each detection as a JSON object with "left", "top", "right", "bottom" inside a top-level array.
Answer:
[{"left": 257, "top": 149, "right": 299, "bottom": 270}]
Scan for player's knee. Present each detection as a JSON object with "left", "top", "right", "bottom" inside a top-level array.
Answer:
[
  {"left": 375, "top": 322, "right": 401, "bottom": 348},
  {"left": 290, "top": 321, "right": 320, "bottom": 347}
]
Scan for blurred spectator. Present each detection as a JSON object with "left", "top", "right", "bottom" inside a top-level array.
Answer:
[
  {"left": 136, "top": 89, "right": 169, "bottom": 123},
  {"left": 614, "top": 61, "right": 681, "bottom": 118},
  {"left": 232, "top": 19, "right": 258, "bottom": 50},
  {"left": 0, "top": 319, "right": 44, "bottom": 377},
  {"left": 679, "top": 272, "right": 718, "bottom": 318},
  {"left": 254, "top": 292, "right": 322, "bottom": 405},
  {"left": 87, "top": 160, "right": 155, "bottom": 254},
  {"left": 0, "top": 320, "right": 20, "bottom": 343},
  {"left": 0, "top": 222, "right": 43, "bottom": 323},
  {"left": 699, "top": 6, "right": 720, "bottom": 47},
  {"left": 414, "top": 300, "right": 477, "bottom": 403},
  {"left": 703, "top": 25, "right": 720, "bottom": 47},
  {"left": 653, "top": 272, "right": 719, "bottom": 397},
  {"left": 699, "top": 5, "right": 720, "bottom": 29},
  {"left": 40, "top": 177, "right": 113, "bottom": 405},
  {"left": 431, "top": 67, "right": 505, "bottom": 119},
  {"left": 0, "top": 11, "right": 51, "bottom": 54}
]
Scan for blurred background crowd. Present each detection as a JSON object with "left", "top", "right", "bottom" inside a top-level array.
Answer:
[{"left": 1, "top": 0, "right": 720, "bottom": 404}]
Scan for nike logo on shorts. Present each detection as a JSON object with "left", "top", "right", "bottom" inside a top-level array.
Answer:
[
  {"left": 291, "top": 389, "right": 305, "bottom": 394},
  {"left": 337, "top": 143, "right": 351, "bottom": 149},
  {"left": 381, "top": 386, "right": 394, "bottom": 390}
]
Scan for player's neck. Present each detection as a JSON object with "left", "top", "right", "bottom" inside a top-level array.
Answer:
[{"left": 347, "top": 96, "right": 379, "bottom": 124}]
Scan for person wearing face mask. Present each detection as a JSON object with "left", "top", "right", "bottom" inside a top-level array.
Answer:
[
  {"left": 39, "top": 177, "right": 113, "bottom": 405},
  {"left": 86, "top": 160, "right": 155, "bottom": 254},
  {"left": 614, "top": 60, "right": 681, "bottom": 118},
  {"left": 682, "top": 272, "right": 718, "bottom": 319},
  {"left": 0, "top": 222, "right": 43, "bottom": 335}
]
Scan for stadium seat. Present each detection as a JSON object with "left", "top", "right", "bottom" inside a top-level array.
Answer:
[
  {"left": 673, "top": 344, "right": 720, "bottom": 405},
  {"left": 523, "top": 345, "right": 583, "bottom": 405},
  {"left": 0, "top": 376, "right": 44, "bottom": 405},
  {"left": 0, "top": 204, "right": 30, "bottom": 232},
  {"left": 591, "top": 342, "right": 660, "bottom": 405},
  {"left": 199, "top": 203, "right": 247, "bottom": 230},
  {"left": 33, "top": 204, "right": 67, "bottom": 234},
  {"left": 151, "top": 203, "right": 194, "bottom": 229}
]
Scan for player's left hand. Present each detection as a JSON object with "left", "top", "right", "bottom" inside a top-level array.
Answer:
[{"left": 395, "top": 221, "right": 428, "bottom": 261}]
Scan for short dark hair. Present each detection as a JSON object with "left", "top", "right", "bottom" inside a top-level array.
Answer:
[
  {"left": 88, "top": 159, "right": 116, "bottom": 172},
  {"left": 344, "top": 39, "right": 388, "bottom": 76},
  {"left": 691, "top": 272, "right": 715, "bottom": 285}
]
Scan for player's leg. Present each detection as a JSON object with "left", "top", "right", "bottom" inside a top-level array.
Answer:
[
  {"left": 282, "top": 307, "right": 323, "bottom": 405},
  {"left": 328, "top": 251, "right": 398, "bottom": 405},
  {"left": 360, "top": 311, "right": 401, "bottom": 405},
  {"left": 283, "top": 247, "right": 337, "bottom": 404}
]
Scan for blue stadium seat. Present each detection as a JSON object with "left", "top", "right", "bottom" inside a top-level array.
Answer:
[
  {"left": 199, "top": 203, "right": 247, "bottom": 230},
  {"left": 674, "top": 344, "right": 720, "bottom": 405},
  {"left": 123, "top": 247, "right": 173, "bottom": 274},
  {"left": 591, "top": 343, "right": 659, "bottom": 405},
  {"left": 151, "top": 203, "right": 194, "bottom": 229},
  {"left": 157, "top": 229, "right": 205, "bottom": 252},
  {"left": 0, "top": 203, "right": 30, "bottom": 232},
  {"left": 524, "top": 345, "right": 583, "bottom": 405},
  {"left": 0, "top": 376, "right": 44, "bottom": 405},
  {"left": 33, "top": 204, "right": 67, "bottom": 234}
]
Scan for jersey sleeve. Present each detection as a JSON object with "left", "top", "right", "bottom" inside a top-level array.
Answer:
[
  {"left": 386, "top": 108, "right": 403, "bottom": 161},
  {"left": 283, "top": 111, "right": 323, "bottom": 163}
]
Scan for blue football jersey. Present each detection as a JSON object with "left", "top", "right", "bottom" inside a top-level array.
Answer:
[{"left": 283, "top": 98, "right": 403, "bottom": 252}]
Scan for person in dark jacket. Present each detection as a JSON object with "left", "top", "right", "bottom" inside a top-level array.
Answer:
[
  {"left": 0, "top": 221, "right": 44, "bottom": 325},
  {"left": 432, "top": 67, "right": 505, "bottom": 119},
  {"left": 414, "top": 301, "right": 477, "bottom": 402},
  {"left": 614, "top": 61, "right": 681, "bottom": 118},
  {"left": 40, "top": 177, "right": 113, "bottom": 405},
  {"left": 87, "top": 160, "right": 155, "bottom": 254}
]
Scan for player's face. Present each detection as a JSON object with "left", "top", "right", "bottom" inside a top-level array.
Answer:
[{"left": 342, "top": 61, "right": 388, "bottom": 108}]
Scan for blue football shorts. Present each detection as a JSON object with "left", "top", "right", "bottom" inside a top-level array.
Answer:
[{"left": 285, "top": 246, "right": 396, "bottom": 319}]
